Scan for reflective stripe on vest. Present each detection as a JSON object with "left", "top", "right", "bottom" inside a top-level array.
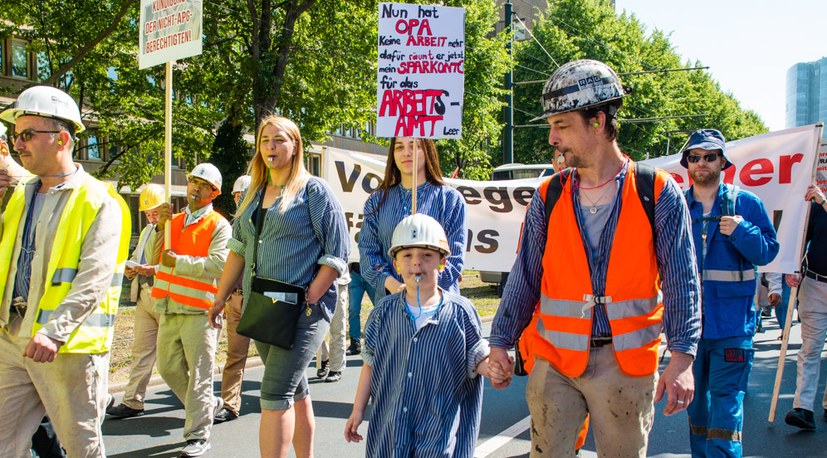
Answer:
[
  {"left": 38, "top": 309, "right": 116, "bottom": 328},
  {"left": 703, "top": 269, "right": 755, "bottom": 282},
  {"left": 535, "top": 162, "right": 668, "bottom": 377}
]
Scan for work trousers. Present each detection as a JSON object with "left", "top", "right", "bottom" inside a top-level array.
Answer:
[
  {"left": 525, "top": 347, "right": 656, "bottom": 458},
  {"left": 688, "top": 335, "right": 753, "bottom": 458},
  {"left": 793, "top": 277, "right": 827, "bottom": 412},
  {"left": 221, "top": 291, "right": 250, "bottom": 415},
  {"left": 122, "top": 283, "right": 160, "bottom": 409},
  {"left": 318, "top": 285, "right": 348, "bottom": 373},
  {"left": 156, "top": 313, "right": 218, "bottom": 441},
  {"left": 0, "top": 316, "right": 108, "bottom": 458}
]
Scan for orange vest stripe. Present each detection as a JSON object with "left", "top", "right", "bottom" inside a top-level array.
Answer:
[
  {"left": 535, "top": 162, "right": 669, "bottom": 378},
  {"left": 155, "top": 270, "right": 218, "bottom": 293}
]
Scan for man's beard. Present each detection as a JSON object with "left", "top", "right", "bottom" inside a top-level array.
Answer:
[{"left": 689, "top": 167, "right": 721, "bottom": 186}]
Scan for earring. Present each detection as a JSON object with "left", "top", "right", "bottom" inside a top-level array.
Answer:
[{"left": 57, "top": 140, "right": 63, "bottom": 145}]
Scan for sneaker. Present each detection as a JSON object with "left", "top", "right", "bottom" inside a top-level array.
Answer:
[
  {"left": 325, "top": 371, "right": 342, "bottom": 383},
  {"left": 317, "top": 360, "right": 329, "bottom": 379},
  {"left": 213, "top": 407, "right": 238, "bottom": 424},
  {"left": 346, "top": 338, "right": 362, "bottom": 356},
  {"left": 785, "top": 408, "right": 815, "bottom": 431},
  {"left": 106, "top": 403, "right": 145, "bottom": 419},
  {"left": 106, "top": 394, "right": 115, "bottom": 410},
  {"left": 179, "top": 439, "right": 211, "bottom": 457},
  {"left": 212, "top": 397, "right": 224, "bottom": 418}
]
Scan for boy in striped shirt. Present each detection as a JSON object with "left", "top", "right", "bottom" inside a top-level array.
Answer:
[{"left": 345, "top": 214, "right": 508, "bottom": 457}]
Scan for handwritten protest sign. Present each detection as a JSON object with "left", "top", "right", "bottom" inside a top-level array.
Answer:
[
  {"left": 376, "top": 3, "right": 465, "bottom": 139},
  {"left": 139, "top": 0, "right": 203, "bottom": 69}
]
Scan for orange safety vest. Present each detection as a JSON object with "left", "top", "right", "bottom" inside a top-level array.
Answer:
[
  {"left": 532, "top": 164, "right": 667, "bottom": 378},
  {"left": 151, "top": 211, "right": 223, "bottom": 310}
]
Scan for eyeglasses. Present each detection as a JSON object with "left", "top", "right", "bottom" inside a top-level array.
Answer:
[
  {"left": 686, "top": 152, "right": 721, "bottom": 164},
  {"left": 12, "top": 129, "right": 63, "bottom": 143},
  {"left": 187, "top": 176, "right": 215, "bottom": 192}
]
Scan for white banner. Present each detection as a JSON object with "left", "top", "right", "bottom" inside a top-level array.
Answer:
[
  {"left": 323, "top": 125, "right": 822, "bottom": 275},
  {"left": 376, "top": 3, "right": 465, "bottom": 139},
  {"left": 139, "top": 0, "right": 203, "bottom": 69}
]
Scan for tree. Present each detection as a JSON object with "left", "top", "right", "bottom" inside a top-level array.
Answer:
[{"left": 511, "top": 0, "right": 767, "bottom": 165}]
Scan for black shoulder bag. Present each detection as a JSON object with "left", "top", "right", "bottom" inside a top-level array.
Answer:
[{"left": 236, "top": 192, "right": 306, "bottom": 349}]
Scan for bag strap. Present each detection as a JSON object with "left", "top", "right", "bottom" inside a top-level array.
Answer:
[
  {"left": 543, "top": 168, "right": 572, "bottom": 224},
  {"left": 633, "top": 162, "right": 657, "bottom": 244},
  {"left": 251, "top": 190, "right": 266, "bottom": 279}
]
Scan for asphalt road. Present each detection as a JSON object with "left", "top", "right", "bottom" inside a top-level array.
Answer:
[{"left": 102, "top": 319, "right": 827, "bottom": 457}]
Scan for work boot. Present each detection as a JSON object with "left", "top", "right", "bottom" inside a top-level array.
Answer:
[
  {"left": 106, "top": 403, "right": 145, "bottom": 419},
  {"left": 785, "top": 408, "right": 815, "bottom": 430},
  {"left": 346, "top": 338, "right": 361, "bottom": 356},
  {"left": 317, "top": 359, "right": 329, "bottom": 379}
]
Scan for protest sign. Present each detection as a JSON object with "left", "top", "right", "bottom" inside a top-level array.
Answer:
[
  {"left": 376, "top": 2, "right": 465, "bottom": 139},
  {"left": 139, "top": 0, "right": 203, "bottom": 69}
]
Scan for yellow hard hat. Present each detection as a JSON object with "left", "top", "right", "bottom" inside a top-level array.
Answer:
[{"left": 139, "top": 184, "right": 166, "bottom": 211}]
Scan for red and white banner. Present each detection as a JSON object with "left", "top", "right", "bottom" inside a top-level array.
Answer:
[{"left": 323, "top": 125, "right": 822, "bottom": 274}]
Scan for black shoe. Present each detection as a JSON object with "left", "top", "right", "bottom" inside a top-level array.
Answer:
[
  {"left": 325, "top": 371, "right": 342, "bottom": 383},
  {"left": 213, "top": 407, "right": 238, "bottom": 423},
  {"left": 823, "top": 409, "right": 827, "bottom": 422},
  {"left": 317, "top": 360, "right": 329, "bottom": 379},
  {"left": 106, "top": 395, "right": 114, "bottom": 410},
  {"left": 785, "top": 408, "right": 815, "bottom": 430},
  {"left": 106, "top": 403, "right": 145, "bottom": 419},
  {"left": 346, "top": 338, "right": 361, "bottom": 356}
]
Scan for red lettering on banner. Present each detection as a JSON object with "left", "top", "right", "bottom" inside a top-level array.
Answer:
[
  {"left": 779, "top": 153, "right": 804, "bottom": 184},
  {"left": 394, "top": 115, "right": 442, "bottom": 137},
  {"left": 740, "top": 158, "right": 774, "bottom": 186},
  {"left": 378, "top": 89, "right": 444, "bottom": 117}
]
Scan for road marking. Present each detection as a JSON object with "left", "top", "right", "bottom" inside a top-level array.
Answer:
[{"left": 474, "top": 415, "right": 531, "bottom": 457}]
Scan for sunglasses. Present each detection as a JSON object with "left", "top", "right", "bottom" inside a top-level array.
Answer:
[
  {"left": 686, "top": 152, "right": 721, "bottom": 164},
  {"left": 12, "top": 129, "right": 63, "bottom": 143}
]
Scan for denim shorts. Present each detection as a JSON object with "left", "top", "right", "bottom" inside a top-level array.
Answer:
[{"left": 255, "top": 301, "right": 330, "bottom": 411}]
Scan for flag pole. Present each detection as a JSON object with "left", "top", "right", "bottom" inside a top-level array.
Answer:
[
  {"left": 768, "top": 122, "right": 824, "bottom": 422},
  {"left": 164, "top": 60, "right": 174, "bottom": 249}
]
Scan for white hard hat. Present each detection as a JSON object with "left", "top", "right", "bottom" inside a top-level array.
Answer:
[
  {"left": 389, "top": 213, "right": 451, "bottom": 257},
  {"left": 188, "top": 163, "right": 222, "bottom": 193},
  {"left": 232, "top": 175, "right": 252, "bottom": 194},
  {"left": 139, "top": 184, "right": 166, "bottom": 211},
  {"left": 0, "top": 86, "right": 85, "bottom": 133},
  {"left": 532, "top": 59, "right": 626, "bottom": 122}
]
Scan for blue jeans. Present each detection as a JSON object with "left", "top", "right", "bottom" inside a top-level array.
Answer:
[
  {"left": 774, "top": 277, "right": 792, "bottom": 330},
  {"left": 688, "top": 336, "right": 754, "bottom": 458},
  {"left": 347, "top": 270, "right": 375, "bottom": 340}
]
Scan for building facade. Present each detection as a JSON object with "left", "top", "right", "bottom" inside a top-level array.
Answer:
[{"left": 786, "top": 57, "right": 827, "bottom": 132}]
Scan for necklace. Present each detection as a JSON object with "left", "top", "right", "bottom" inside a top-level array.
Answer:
[{"left": 581, "top": 181, "right": 616, "bottom": 215}]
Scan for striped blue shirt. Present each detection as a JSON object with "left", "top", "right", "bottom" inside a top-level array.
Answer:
[
  {"left": 362, "top": 290, "right": 489, "bottom": 458},
  {"left": 490, "top": 162, "right": 701, "bottom": 356},
  {"left": 359, "top": 181, "right": 467, "bottom": 302},
  {"left": 227, "top": 177, "right": 349, "bottom": 320}
]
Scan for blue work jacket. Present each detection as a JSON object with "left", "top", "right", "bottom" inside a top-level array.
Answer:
[{"left": 686, "top": 183, "right": 779, "bottom": 339}]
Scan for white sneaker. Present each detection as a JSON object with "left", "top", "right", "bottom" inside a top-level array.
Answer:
[{"left": 180, "top": 439, "right": 211, "bottom": 457}]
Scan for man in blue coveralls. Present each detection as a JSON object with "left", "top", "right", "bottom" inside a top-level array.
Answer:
[{"left": 681, "top": 128, "right": 779, "bottom": 457}]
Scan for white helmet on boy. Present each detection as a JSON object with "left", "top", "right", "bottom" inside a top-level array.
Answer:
[{"left": 389, "top": 213, "right": 450, "bottom": 257}]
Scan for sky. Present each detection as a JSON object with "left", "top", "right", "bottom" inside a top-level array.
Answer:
[{"left": 613, "top": 0, "right": 827, "bottom": 132}]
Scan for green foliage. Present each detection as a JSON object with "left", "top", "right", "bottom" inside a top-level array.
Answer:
[{"left": 511, "top": 0, "right": 767, "bottom": 165}]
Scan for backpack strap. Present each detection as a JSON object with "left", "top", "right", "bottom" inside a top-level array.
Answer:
[
  {"left": 721, "top": 184, "right": 740, "bottom": 216},
  {"left": 544, "top": 168, "right": 572, "bottom": 224},
  {"left": 633, "top": 162, "right": 657, "bottom": 237}
]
